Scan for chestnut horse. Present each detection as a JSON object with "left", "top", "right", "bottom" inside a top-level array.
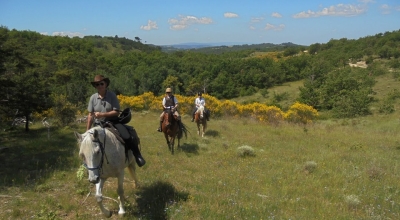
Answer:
[
  {"left": 162, "top": 109, "right": 187, "bottom": 154},
  {"left": 195, "top": 105, "right": 207, "bottom": 137}
]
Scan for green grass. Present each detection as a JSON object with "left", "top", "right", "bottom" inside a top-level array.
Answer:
[
  {"left": 1, "top": 71, "right": 400, "bottom": 219},
  {"left": 1, "top": 109, "right": 400, "bottom": 219},
  {"left": 231, "top": 80, "right": 304, "bottom": 110}
]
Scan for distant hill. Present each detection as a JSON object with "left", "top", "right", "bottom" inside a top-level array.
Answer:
[{"left": 160, "top": 42, "right": 306, "bottom": 54}]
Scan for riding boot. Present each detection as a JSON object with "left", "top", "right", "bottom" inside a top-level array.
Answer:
[
  {"left": 157, "top": 121, "right": 162, "bottom": 132},
  {"left": 126, "top": 137, "right": 146, "bottom": 167}
]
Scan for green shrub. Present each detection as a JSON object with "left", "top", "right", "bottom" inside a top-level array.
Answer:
[
  {"left": 304, "top": 161, "right": 317, "bottom": 173},
  {"left": 237, "top": 145, "right": 256, "bottom": 157}
]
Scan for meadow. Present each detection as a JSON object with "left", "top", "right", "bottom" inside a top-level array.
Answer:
[{"left": 1, "top": 73, "right": 400, "bottom": 219}]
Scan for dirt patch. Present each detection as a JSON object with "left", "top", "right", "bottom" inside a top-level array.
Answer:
[{"left": 349, "top": 61, "right": 367, "bottom": 68}]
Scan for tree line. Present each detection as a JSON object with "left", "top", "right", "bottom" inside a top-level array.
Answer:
[{"left": 0, "top": 26, "right": 399, "bottom": 130}]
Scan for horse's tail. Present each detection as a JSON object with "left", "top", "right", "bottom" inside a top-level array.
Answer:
[{"left": 178, "top": 122, "right": 189, "bottom": 139}]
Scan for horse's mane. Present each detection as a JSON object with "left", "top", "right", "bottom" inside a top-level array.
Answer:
[{"left": 82, "top": 127, "right": 119, "bottom": 146}]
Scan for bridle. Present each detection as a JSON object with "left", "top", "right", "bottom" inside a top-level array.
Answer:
[{"left": 82, "top": 129, "right": 109, "bottom": 173}]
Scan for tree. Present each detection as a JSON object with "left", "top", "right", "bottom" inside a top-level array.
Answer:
[
  {"left": 162, "top": 75, "right": 182, "bottom": 94},
  {"left": 1, "top": 27, "right": 51, "bottom": 131}
]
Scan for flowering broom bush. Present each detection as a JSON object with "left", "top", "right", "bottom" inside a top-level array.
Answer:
[
  {"left": 285, "top": 102, "right": 319, "bottom": 124},
  {"left": 115, "top": 93, "right": 318, "bottom": 124}
]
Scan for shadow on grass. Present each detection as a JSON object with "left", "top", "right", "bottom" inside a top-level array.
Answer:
[
  {"left": 205, "top": 129, "right": 219, "bottom": 137},
  {"left": 0, "top": 126, "right": 79, "bottom": 187},
  {"left": 132, "top": 181, "right": 189, "bottom": 219},
  {"left": 179, "top": 143, "right": 199, "bottom": 154}
]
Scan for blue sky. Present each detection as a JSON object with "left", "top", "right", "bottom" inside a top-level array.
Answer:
[{"left": 1, "top": 0, "right": 399, "bottom": 46}]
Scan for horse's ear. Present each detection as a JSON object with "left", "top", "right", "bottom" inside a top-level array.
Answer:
[{"left": 74, "top": 131, "right": 82, "bottom": 142}]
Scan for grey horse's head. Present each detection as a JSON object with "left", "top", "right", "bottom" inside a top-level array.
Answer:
[{"left": 74, "top": 128, "right": 105, "bottom": 184}]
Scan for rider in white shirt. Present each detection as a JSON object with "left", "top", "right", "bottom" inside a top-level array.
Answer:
[{"left": 191, "top": 92, "right": 209, "bottom": 122}]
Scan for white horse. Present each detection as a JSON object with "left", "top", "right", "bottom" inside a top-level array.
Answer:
[
  {"left": 195, "top": 105, "right": 207, "bottom": 137},
  {"left": 74, "top": 126, "right": 138, "bottom": 217}
]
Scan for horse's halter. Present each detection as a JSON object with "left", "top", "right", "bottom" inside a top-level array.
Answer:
[{"left": 83, "top": 129, "right": 108, "bottom": 173}]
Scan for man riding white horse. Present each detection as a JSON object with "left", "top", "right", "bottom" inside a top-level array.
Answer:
[{"left": 86, "top": 75, "right": 145, "bottom": 167}]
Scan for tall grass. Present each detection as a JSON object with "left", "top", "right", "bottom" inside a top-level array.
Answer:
[{"left": 1, "top": 111, "right": 400, "bottom": 219}]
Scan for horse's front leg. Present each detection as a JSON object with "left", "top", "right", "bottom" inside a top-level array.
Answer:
[
  {"left": 117, "top": 173, "right": 126, "bottom": 215},
  {"left": 164, "top": 133, "right": 171, "bottom": 151},
  {"left": 96, "top": 178, "right": 112, "bottom": 218},
  {"left": 170, "top": 136, "right": 175, "bottom": 154},
  {"left": 197, "top": 123, "right": 200, "bottom": 136}
]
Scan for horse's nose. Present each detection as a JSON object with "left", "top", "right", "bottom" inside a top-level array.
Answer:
[
  {"left": 89, "top": 176, "right": 100, "bottom": 184},
  {"left": 88, "top": 175, "right": 100, "bottom": 184}
]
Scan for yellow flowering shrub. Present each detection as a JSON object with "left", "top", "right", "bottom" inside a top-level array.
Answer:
[
  {"left": 203, "top": 94, "right": 222, "bottom": 117},
  {"left": 219, "top": 100, "right": 240, "bottom": 118},
  {"left": 140, "top": 92, "right": 158, "bottom": 110},
  {"left": 32, "top": 109, "right": 55, "bottom": 122},
  {"left": 285, "top": 102, "right": 318, "bottom": 124},
  {"left": 118, "top": 95, "right": 145, "bottom": 110},
  {"left": 113, "top": 93, "right": 318, "bottom": 124}
]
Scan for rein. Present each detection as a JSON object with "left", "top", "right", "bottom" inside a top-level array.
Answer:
[{"left": 83, "top": 128, "right": 110, "bottom": 173}]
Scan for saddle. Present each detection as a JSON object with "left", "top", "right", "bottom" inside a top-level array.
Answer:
[
  {"left": 101, "top": 122, "right": 141, "bottom": 162},
  {"left": 101, "top": 123, "right": 125, "bottom": 144},
  {"left": 101, "top": 122, "right": 140, "bottom": 146}
]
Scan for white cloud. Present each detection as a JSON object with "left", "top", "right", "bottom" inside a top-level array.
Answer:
[
  {"left": 271, "top": 12, "right": 282, "bottom": 18},
  {"left": 249, "top": 26, "right": 256, "bottom": 30},
  {"left": 140, "top": 20, "right": 158, "bottom": 31},
  {"left": 358, "top": 0, "right": 374, "bottom": 3},
  {"left": 381, "top": 4, "right": 390, "bottom": 9},
  {"left": 224, "top": 12, "right": 239, "bottom": 18},
  {"left": 168, "top": 15, "right": 213, "bottom": 30},
  {"left": 264, "top": 23, "right": 285, "bottom": 31},
  {"left": 293, "top": 4, "right": 367, "bottom": 18},
  {"left": 380, "top": 4, "right": 400, "bottom": 14},
  {"left": 251, "top": 17, "right": 264, "bottom": 23},
  {"left": 51, "top": 31, "right": 84, "bottom": 37}
]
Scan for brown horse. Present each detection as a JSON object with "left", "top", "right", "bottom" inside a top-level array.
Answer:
[
  {"left": 162, "top": 109, "right": 187, "bottom": 154},
  {"left": 195, "top": 105, "right": 207, "bottom": 137}
]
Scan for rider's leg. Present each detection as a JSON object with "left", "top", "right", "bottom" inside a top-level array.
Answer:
[
  {"left": 114, "top": 124, "right": 146, "bottom": 167},
  {"left": 125, "top": 136, "right": 146, "bottom": 167}
]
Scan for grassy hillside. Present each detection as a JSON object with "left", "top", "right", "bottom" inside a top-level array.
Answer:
[
  {"left": 232, "top": 69, "right": 400, "bottom": 115},
  {"left": 232, "top": 80, "right": 304, "bottom": 110},
  {"left": 1, "top": 109, "right": 400, "bottom": 219}
]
